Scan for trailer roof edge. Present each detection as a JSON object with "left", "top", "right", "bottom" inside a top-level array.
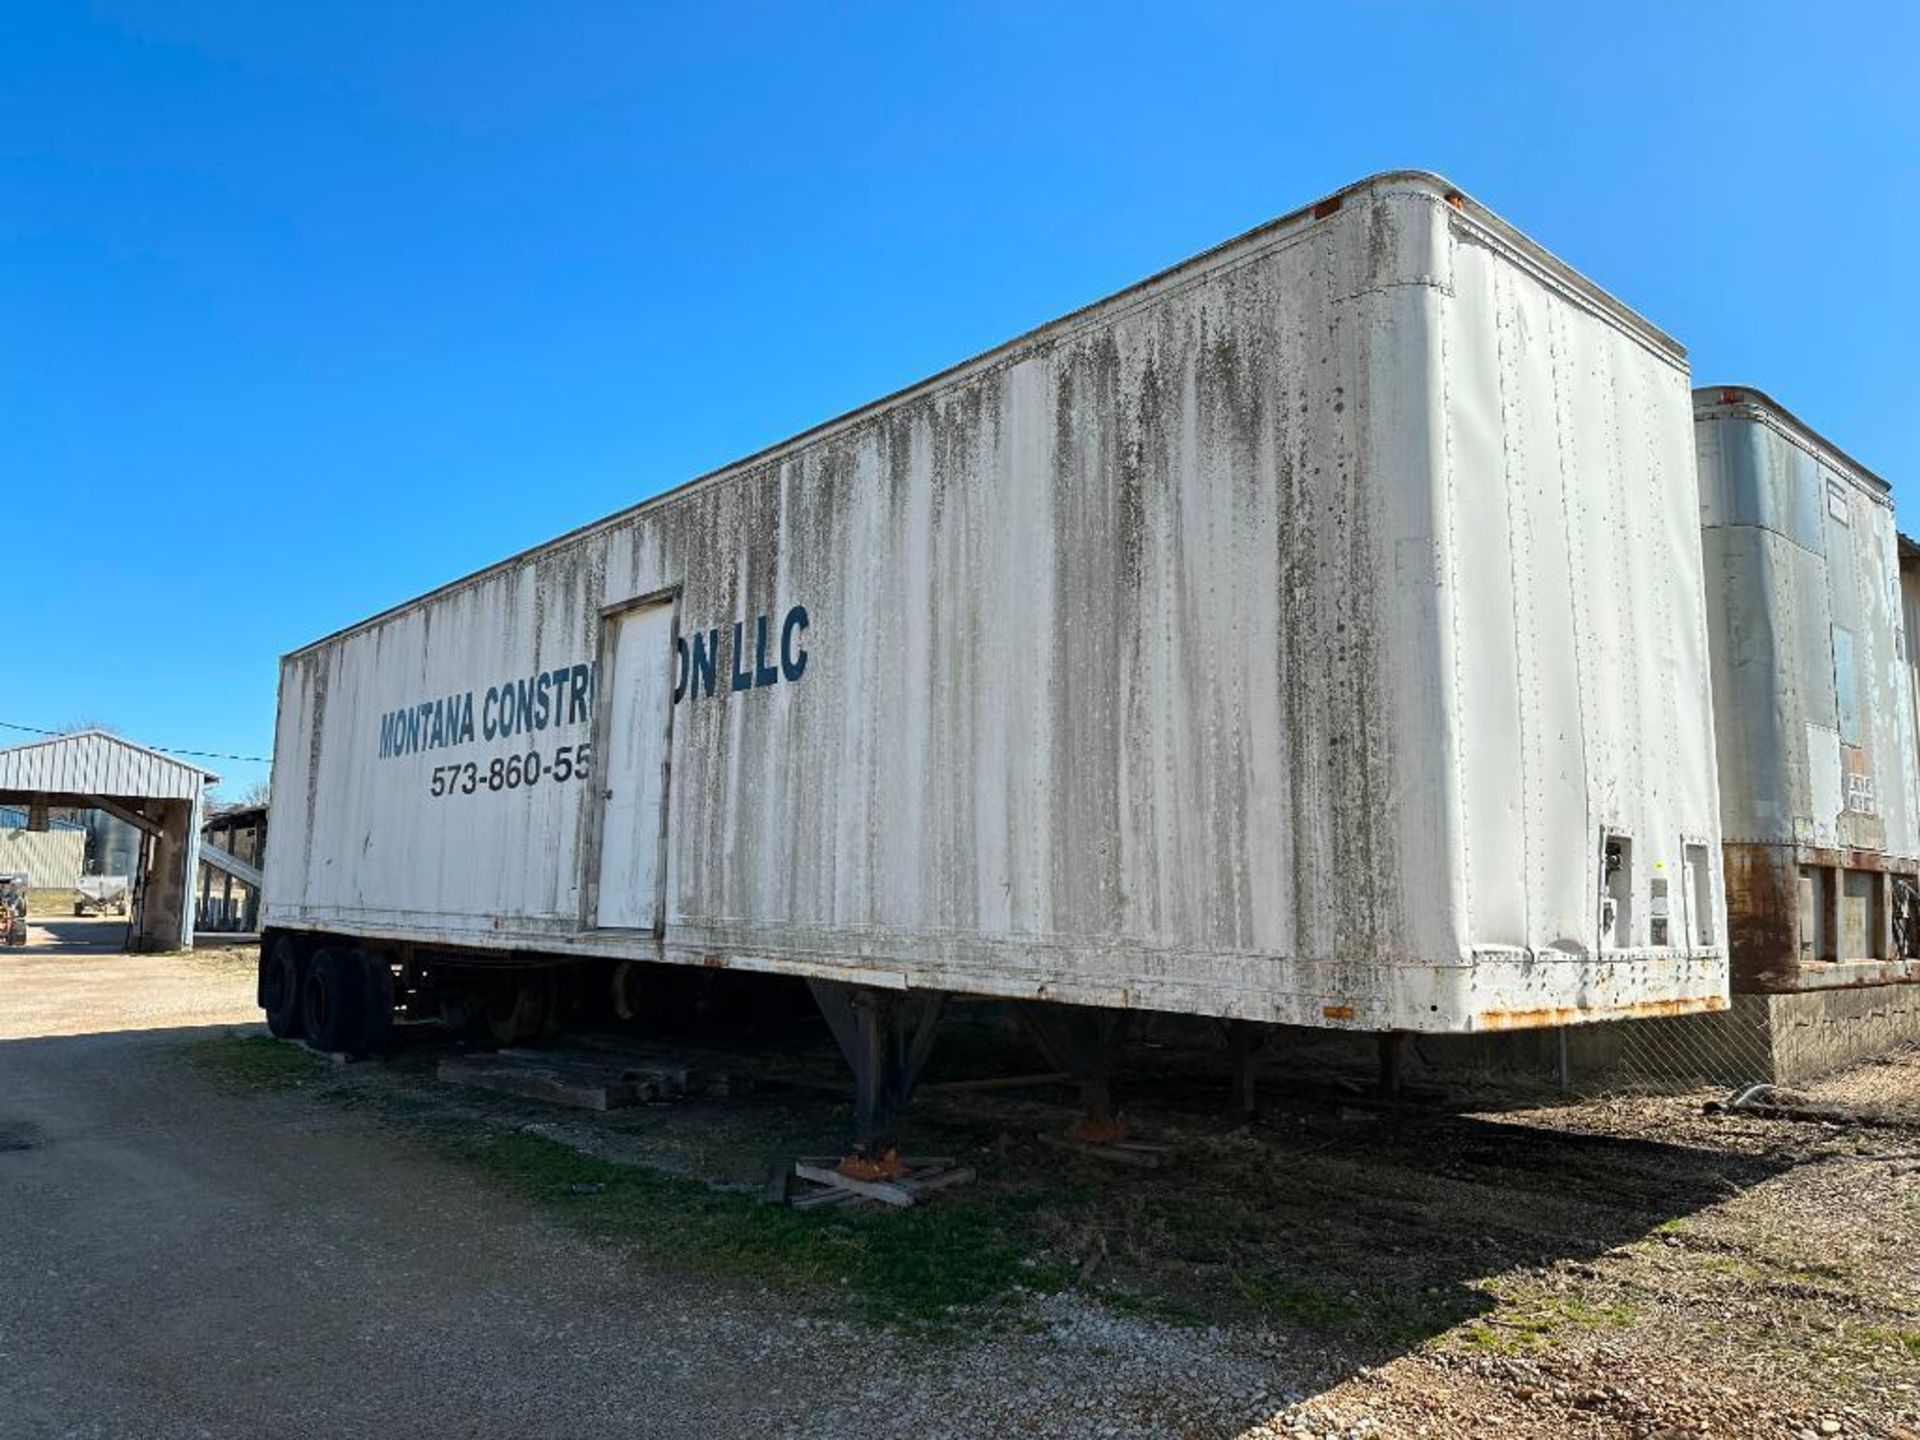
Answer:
[
  {"left": 283, "top": 170, "right": 1686, "bottom": 663},
  {"left": 1693, "top": 384, "right": 1893, "bottom": 498}
]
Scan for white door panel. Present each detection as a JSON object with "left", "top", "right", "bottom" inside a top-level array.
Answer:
[{"left": 595, "top": 602, "right": 673, "bottom": 929}]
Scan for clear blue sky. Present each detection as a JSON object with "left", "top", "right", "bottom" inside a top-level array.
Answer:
[{"left": 5, "top": 3, "right": 1916, "bottom": 799}]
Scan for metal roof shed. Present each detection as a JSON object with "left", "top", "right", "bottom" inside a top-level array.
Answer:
[{"left": 0, "top": 730, "right": 217, "bottom": 950}]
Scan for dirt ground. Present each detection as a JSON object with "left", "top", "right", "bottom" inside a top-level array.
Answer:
[
  {"left": 2, "top": 933, "right": 1917, "bottom": 1439},
  {"left": 0, "top": 916, "right": 262, "bottom": 1039}
]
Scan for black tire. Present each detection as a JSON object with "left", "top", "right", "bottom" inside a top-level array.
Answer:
[
  {"left": 260, "top": 937, "right": 304, "bottom": 1040},
  {"left": 438, "top": 992, "right": 484, "bottom": 1036},
  {"left": 302, "top": 949, "right": 361, "bottom": 1053},
  {"left": 484, "top": 975, "right": 548, "bottom": 1045}
]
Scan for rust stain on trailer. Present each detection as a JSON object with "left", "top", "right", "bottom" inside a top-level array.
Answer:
[
  {"left": 1796, "top": 846, "right": 1916, "bottom": 873},
  {"left": 1725, "top": 841, "right": 1920, "bottom": 993},
  {"left": 1475, "top": 994, "right": 1728, "bottom": 1031},
  {"left": 1723, "top": 843, "right": 1799, "bottom": 992}
]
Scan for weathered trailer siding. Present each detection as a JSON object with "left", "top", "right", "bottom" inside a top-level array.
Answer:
[
  {"left": 1901, "top": 535, "right": 1920, "bottom": 786},
  {"left": 1441, "top": 225, "right": 1721, "bottom": 1023},
  {"left": 1697, "top": 388, "right": 1920, "bottom": 990},
  {"left": 267, "top": 172, "right": 1727, "bottom": 1032}
]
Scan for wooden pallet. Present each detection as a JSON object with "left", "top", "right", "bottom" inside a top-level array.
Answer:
[{"left": 787, "top": 1156, "right": 976, "bottom": 1209}]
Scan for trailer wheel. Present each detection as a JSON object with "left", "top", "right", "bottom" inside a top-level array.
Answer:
[
  {"left": 260, "top": 937, "right": 305, "bottom": 1040},
  {"left": 302, "top": 950, "right": 361, "bottom": 1053},
  {"left": 438, "top": 993, "right": 484, "bottom": 1036},
  {"left": 485, "top": 976, "right": 549, "bottom": 1045}
]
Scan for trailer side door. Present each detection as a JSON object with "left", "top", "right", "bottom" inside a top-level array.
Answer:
[{"left": 593, "top": 599, "right": 675, "bottom": 931}]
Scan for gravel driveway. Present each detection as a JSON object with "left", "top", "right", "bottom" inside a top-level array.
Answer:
[
  {"left": 0, "top": 972, "right": 1287, "bottom": 1438},
  {"left": 0, "top": 917, "right": 261, "bottom": 1040},
  {"left": 3, "top": 941, "right": 1916, "bottom": 1439}
]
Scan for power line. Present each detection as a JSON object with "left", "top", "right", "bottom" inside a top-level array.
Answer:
[{"left": 0, "top": 719, "right": 272, "bottom": 766}]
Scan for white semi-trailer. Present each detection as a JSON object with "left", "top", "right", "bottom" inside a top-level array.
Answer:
[{"left": 262, "top": 172, "right": 1729, "bottom": 1151}]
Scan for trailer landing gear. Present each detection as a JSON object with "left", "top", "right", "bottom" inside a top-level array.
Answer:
[
  {"left": 1377, "top": 1030, "right": 1409, "bottom": 1100},
  {"left": 808, "top": 982, "right": 945, "bottom": 1178},
  {"left": 1224, "top": 1018, "right": 1266, "bottom": 1119}
]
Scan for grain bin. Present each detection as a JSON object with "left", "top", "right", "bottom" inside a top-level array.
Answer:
[{"left": 262, "top": 172, "right": 1729, "bottom": 1091}]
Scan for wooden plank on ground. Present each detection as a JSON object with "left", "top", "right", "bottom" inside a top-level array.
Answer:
[
  {"left": 437, "top": 1055, "right": 639, "bottom": 1111},
  {"left": 1036, "top": 1133, "right": 1173, "bottom": 1168},
  {"left": 788, "top": 1157, "right": 976, "bottom": 1209}
]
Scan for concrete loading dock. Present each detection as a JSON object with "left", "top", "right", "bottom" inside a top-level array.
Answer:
[{"left": 0, "top": 730, "right": 216, "bottom": 951}]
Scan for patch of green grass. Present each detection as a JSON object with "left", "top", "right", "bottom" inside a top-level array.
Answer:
[
  {"left": 1777, "top": 1317, "right": 1920, "bottom": 1399},
  {"left": 1153, "top": 1197, "right": 1263, "bottom": 1259},
  {"left": 180, "top": 1037, "right": 1073, "bottom": 1327},
  {"left": 1096, "top": 1286, "right": 1209, "bottom": 1328},
  {"left": 1695, "top": 1253, "right": 1749, "bottom": 1278},
  {"left": 1552, "top": 1294, "right": 1637, "bottom": 1328},
  {"left": 187, "top": 1033, "right": 324, "bottom": 1091},
  {"left": 1230, "top": 1272, "right": 1368, "bottom": 1331},
  {"left": 1224, "top": 1268, "right": 1481, "bottom": 1347},
  {"left": 424, "top": 1124, "right": 1064, "bottom": 1328},
  {"left": 1455, "top": 1320, "right": 1530, "bottom": 1354},
  {"left": 180, "top": 1036, "right": 1098, "bottom": 1328},
  {"left": 1852, "top": 1325, "right": 1920, "bottom": 1359},
  {"left": 1452, "top": 1286, "right": 1637, "bottom": 1355}
]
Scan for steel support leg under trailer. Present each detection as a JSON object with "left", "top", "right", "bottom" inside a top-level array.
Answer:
[
  {"left": 1018, "top": 1004, "right": 1131, "bottom": 1143},
  {"left": 807, "top": 981, "right": 946, "bottom": 1177},
  {"left": 1223, "top": 1018, "right": 1266, "bottom": 1119}
]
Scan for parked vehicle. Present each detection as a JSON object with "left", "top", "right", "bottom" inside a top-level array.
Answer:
[
  {"left": 1, "top": 871, "right": 27, "bottom": 947},
  {"left": 73, "top": 875, "right": 130, "bottom": 917},
  {"left": 259, "top": 172, "right": 1731, "bottom": 1148},
  {"left": 1695, "top": 387, "right": 1920, "bottom": 993}
]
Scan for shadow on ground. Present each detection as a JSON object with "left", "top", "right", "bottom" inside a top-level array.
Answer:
[
  {"left": 271, "top": 1000, "right": 1809, "bottom": 1370},
  {"left": 11, "top": 988, "right": 1901, "bottom": 1437}
]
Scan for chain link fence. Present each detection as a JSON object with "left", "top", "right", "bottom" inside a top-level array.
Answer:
[
  {"left": 1374, "top": 987, "right": 1920, "bottom": 1114},
  {"left": 1583, "top": 987, "right": 1920, "bottom": 1112}
]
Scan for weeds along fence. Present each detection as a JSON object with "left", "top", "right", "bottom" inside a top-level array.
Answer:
[
  {"left": 1578, "top": 988, "right": 1920, "bottom": 1105},
  {"left": 1375, "top": 991, "right": 1920, "bottom": 1107}
]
